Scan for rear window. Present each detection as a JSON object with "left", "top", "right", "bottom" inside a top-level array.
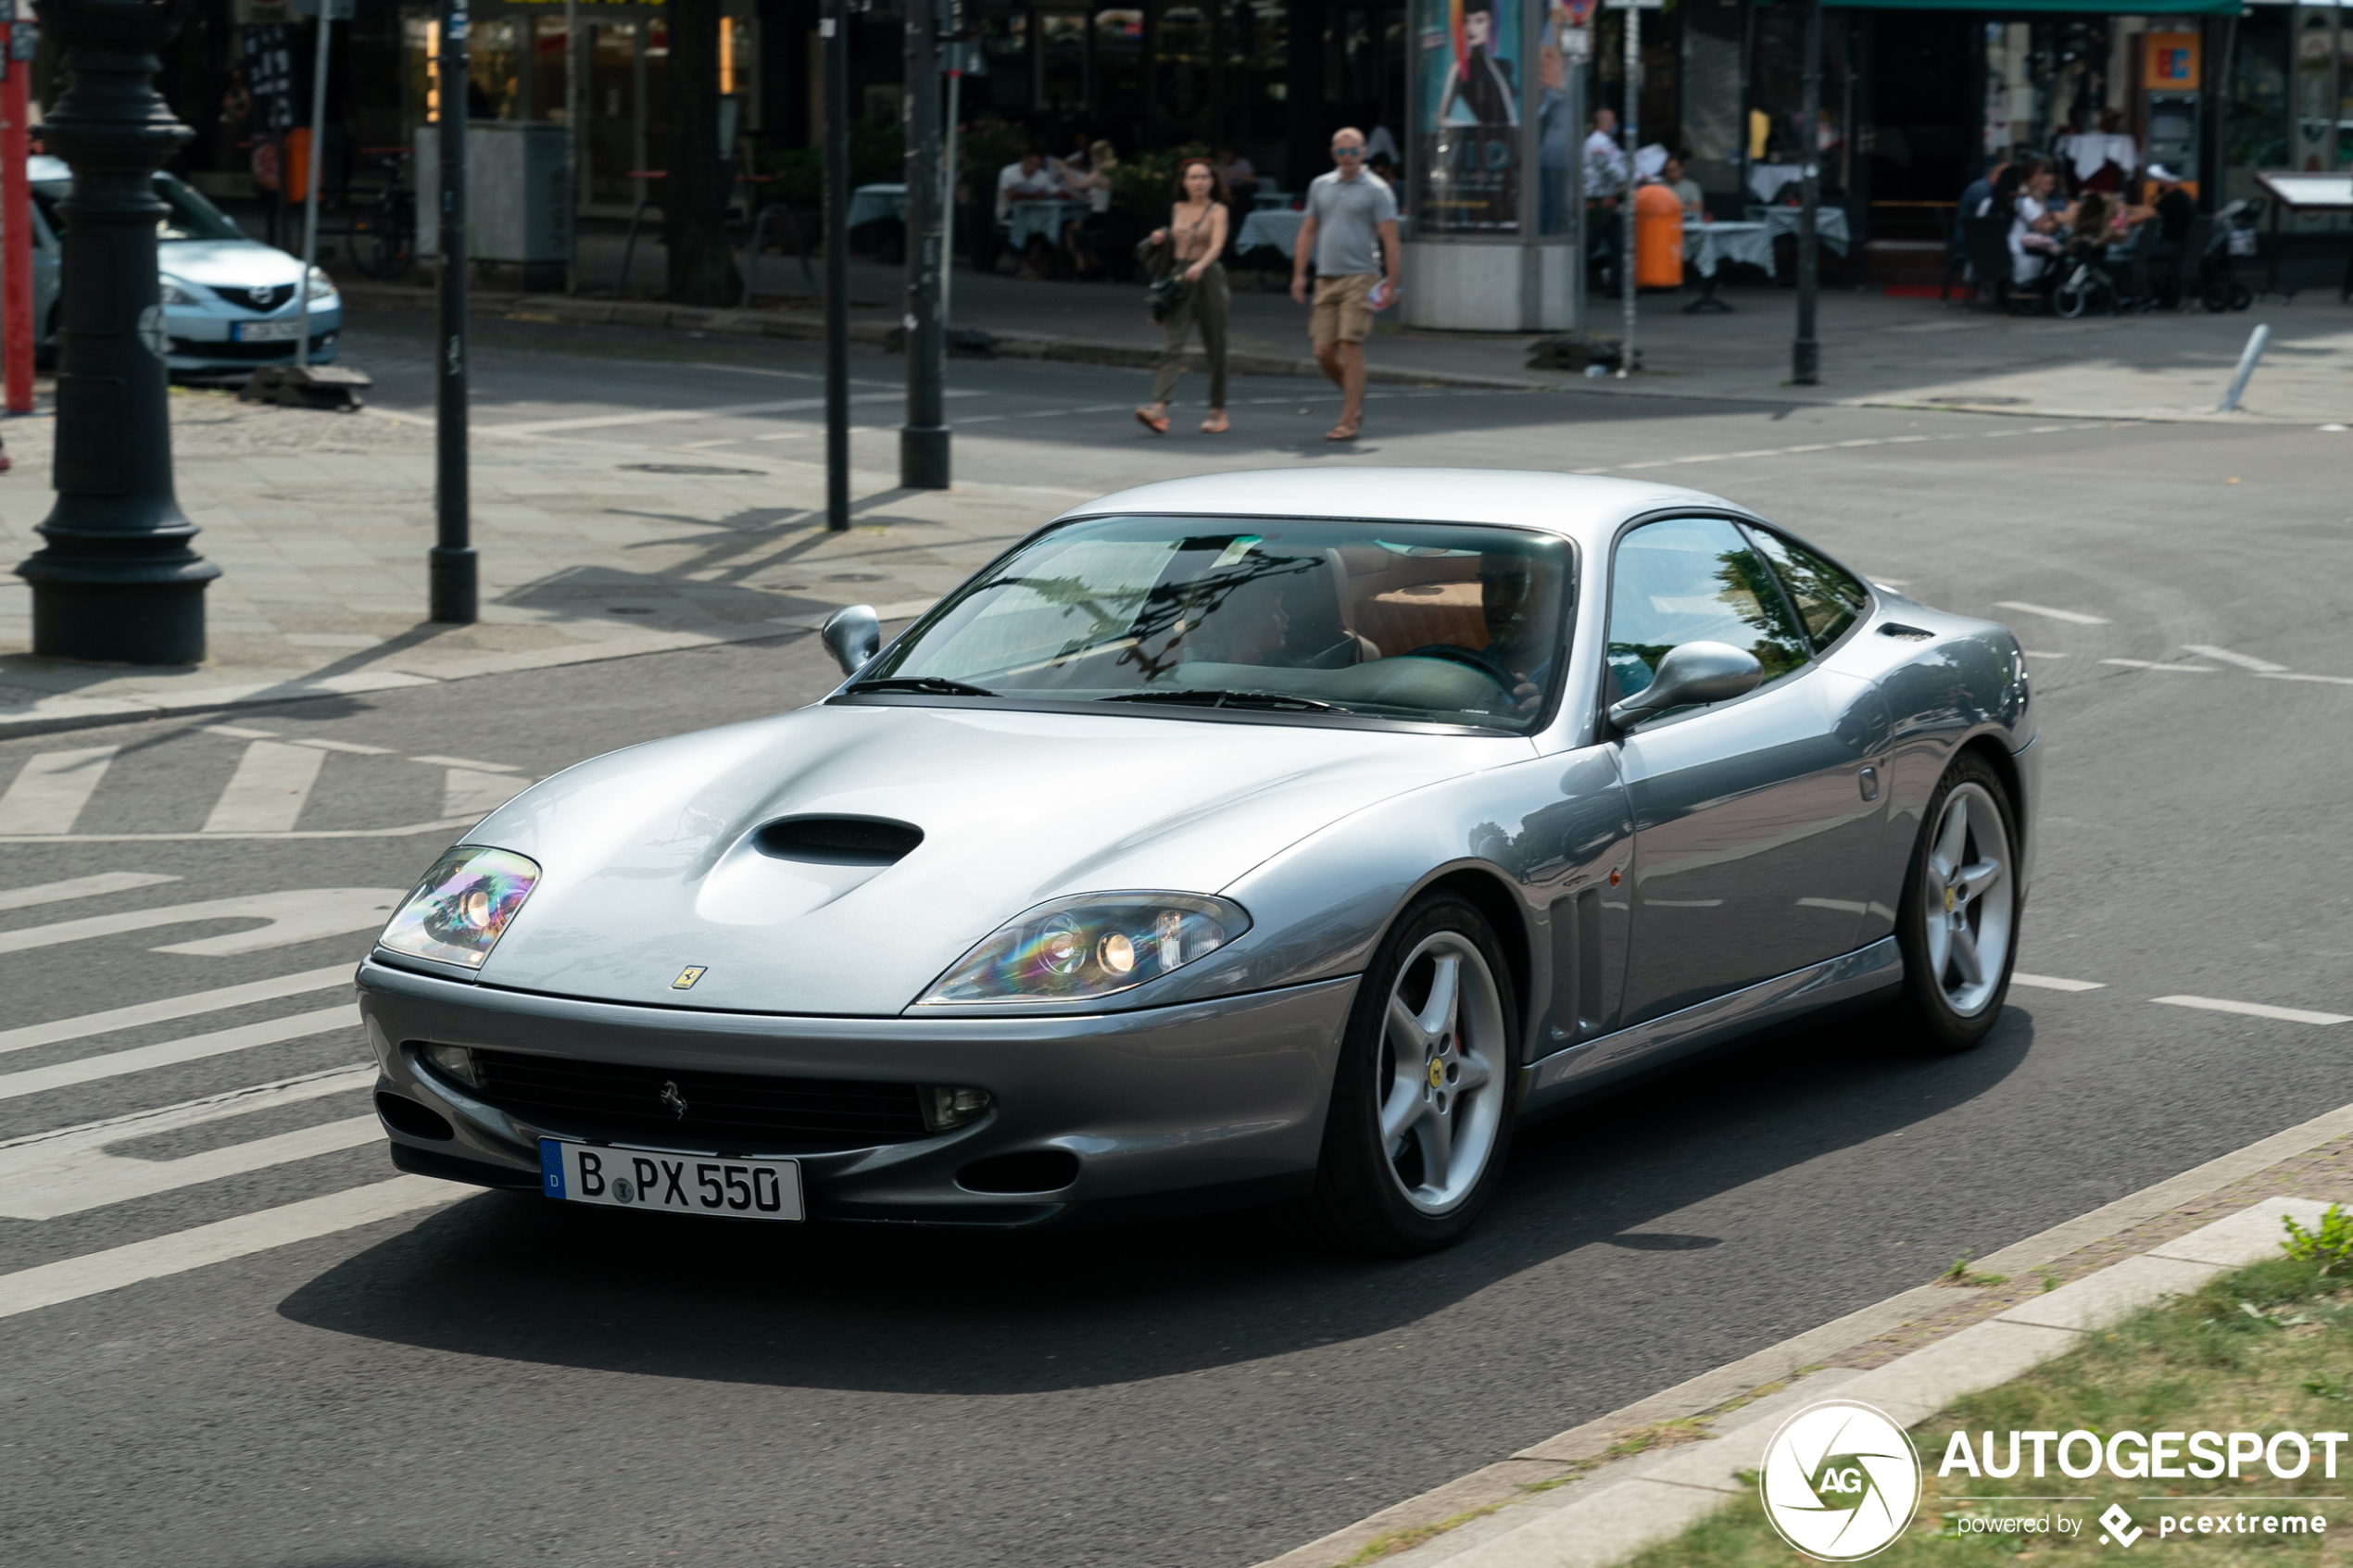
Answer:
[{"left": 1742, "top": 526, "right": 1869, "bottom": 650}]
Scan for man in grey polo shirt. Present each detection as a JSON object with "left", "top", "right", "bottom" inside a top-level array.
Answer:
[{"left": 1290, "top": 127, "right": 1400, "bottom": 442}]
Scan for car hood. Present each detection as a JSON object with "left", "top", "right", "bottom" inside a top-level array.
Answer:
[
  {"left": 160, "top": 240, "right": 308, "bottom": 292},
  {"left": 465, "top": 703, "right": 1528, "bottom": 1015}
]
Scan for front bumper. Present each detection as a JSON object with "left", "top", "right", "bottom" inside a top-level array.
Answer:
[
  {"left": 167, "top": 301, "right": 342, "bottom": 372},
  {"left": 359, "top": 958, "right": 1355, "bottom": 1225}
]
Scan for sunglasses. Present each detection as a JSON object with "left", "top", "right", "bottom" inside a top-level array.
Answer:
[{"left": 1330, "top": 146, "right": 1364, "bottom": 157}]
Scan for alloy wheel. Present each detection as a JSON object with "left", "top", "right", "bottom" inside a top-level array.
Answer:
[
  {"left": 1377, "top": 931, "right": 1508, "bottom": 1215},
  {"left": 1921, "top": 781, "right": 2014, "bottom": 1018}
]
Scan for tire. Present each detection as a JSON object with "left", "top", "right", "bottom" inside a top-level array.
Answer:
[
  {"left": 2229, "top": 282, "right": 2253, "bottom": 311},
  {"left": 2203, "top": 279, "right": 2233, "bottom": 314},
  {"left": 1889, "top": 753, "right": 2020, "bottom": 1054},
  {"left": 2054, "top": 281, "right": 2089, "bottom": 320},
  {"left": 350, "top": 210, "right": 413, "bottom": 282},
  {"left": 1309, "top": 892, "right": 1522, "bottom": 1255}
]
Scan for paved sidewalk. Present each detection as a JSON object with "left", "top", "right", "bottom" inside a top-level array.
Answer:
[
  {"left": 346, "top": 237, "right": 2353, "bottom": 423},
  {"left": 1254, "top": 1105, "right": 2353, "bottom": 1568},
  {"left": 0, "top": 389, "right": 1062, "bottom": 736}
]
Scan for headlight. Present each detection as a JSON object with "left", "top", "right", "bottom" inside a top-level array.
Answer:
[
  {"left": 377, "top": 847, "right": 542, "bottom": 970},
  {"left": 306, "top": 265, "right": 335, "bottom": 301},
  {"left": 159, "top": 277, "right": 195, "bottom": 306},
  {"left": 917, "top": 893, "right": 1249, "bottom": 1005}
]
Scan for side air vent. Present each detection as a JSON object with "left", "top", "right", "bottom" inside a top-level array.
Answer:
[
  {"left": 1878, "top": 622, "right": 1934, "bottom": 641},
  {"left": 756, "top": 815, "right": 925, "bottom": 866}
]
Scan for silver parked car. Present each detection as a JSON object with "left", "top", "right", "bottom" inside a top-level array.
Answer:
[
  {"left": 361, "top": 470, "right": 2036, "bottom": 1253},
  {"left": 30, "top": 155, "right": 342, "bottom": 375}
]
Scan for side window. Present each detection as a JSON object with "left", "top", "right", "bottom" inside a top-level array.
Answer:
[
  {"left": 1743, "top": 526, "right": 1869, "bottom": 650},
  {"left": 1605, "top": 517, "right": 1811, "bottom": 701}
]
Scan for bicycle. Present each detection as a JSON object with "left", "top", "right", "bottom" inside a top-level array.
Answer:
[{"left": 346, "top": 146, "right": 416, "bottom": 282}]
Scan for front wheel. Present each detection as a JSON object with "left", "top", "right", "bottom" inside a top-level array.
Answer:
[
  {"left": 2055, "top": 272, "right": 2091, "bottom": 320},
  {"left": 1309, "top": 893, "right": 1521, "bottom": 1255},
  {"left": 1889, "top": 754, "right": 2020, "bottom": 1053}
]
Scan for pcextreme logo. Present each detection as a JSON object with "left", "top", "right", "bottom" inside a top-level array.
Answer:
[{"left": 1759, "top": 1400, "right": 1924, "bottom": 1562}]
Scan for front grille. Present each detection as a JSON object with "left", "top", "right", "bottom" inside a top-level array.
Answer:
[
  {"left": 464, "top": 1047, "right": 929, "bottom": 1153},
  {"left": 223, "top": 282, "right": 298, "bottom": 312}
]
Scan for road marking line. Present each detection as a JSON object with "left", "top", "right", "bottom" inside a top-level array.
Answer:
[
  {"left": 2152, "top": 996, "right": 2350, "bottom": 1026},
  {"left": 0, "top": 967, "right": 355, "bottom": 1058},
  {"left": 1995, "top": 601, "right": 2111, "bottom": 625},
  {"left": 0, "top": 746, "right": 120, "bottom": 835},
  {"left": 2022, "top": 650, "right": 2068, "bottom": 658},
  {"left": 409, "top": 754, "right": 521, "bottom": 772},
  {"left": 0, "top": 1174, "right": 465, "bottom": 1320},
  {"left": 2255, "top": 671, "right": 2353, "bottom": 687},
  {"left": 0, "top": 1067, "right": 378, "bottom": 1220},
  {"left": 2100, "top": 659, "right": 2215, "bottom": 671},
  {"left": 290, "top": 738, "right": 396, "bottom": 756},
  {"left": 478, "top": 391, "right": 903, "bottom": 435},
  {"left": 2013, "top": 972, "right": 2107, "bottom": 992},
  {"left": 1794, "top": 897, "right": 1866, "bottom": 913},
  {"left": 198, "top": 724, "right": 280, "bottom": 740},
  {"left": 0, "top": 818, "right": 477, "bottom": 846},
  {"left": 0, "top": 1006, "right": 360, "bottom": 1101},
  {"left": 443, "top": 767, "right": 529, "bottom": 819},
  {"left": 2182, "top": 644, "right": 2288, "bottom": 673},
  {"left": 0, "top": 888, "right": 400, "bottom": 960},
  {"left": 0, "top": 872, "right": 181, "bottom": 913},
  {"left": 202, "top": 741, "right": 328, "bottom": 834}
]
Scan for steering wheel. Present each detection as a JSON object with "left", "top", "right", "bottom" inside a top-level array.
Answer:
[{"left": 1402, "top": 643, "right": 1517, "bottom": 696}]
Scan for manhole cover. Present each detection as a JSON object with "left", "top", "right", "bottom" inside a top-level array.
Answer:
[
  {"left": 1923, "top": 395, "right": 2026, "bottom": 406},
  {"left": 619, "top": 463, "right": 764, "bottom": 475}
]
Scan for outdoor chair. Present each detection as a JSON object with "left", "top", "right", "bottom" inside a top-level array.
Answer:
[{"left": 1959, "top": 216, "right": 2051, "bottom": 315}]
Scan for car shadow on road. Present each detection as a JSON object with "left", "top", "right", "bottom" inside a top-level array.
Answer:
[{"left": 279, "top": 1004, "right": 2037, "bottom": 1396}]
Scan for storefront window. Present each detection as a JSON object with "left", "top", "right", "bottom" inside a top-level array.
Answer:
[
  {"left": 471, "top": 18, "right": 522, "bottom": 119},
  {"left": 1038, "top": 11, "right": 1088, "bottom": 110},
  {"left": 1154, "top": 6, "right": 1212, "bottom": 128},
  {"left": 2230, "top": 7, "right": 2291, "bottom": 177},
  {"left": 1098, "top": 8, "right": 1146, "bottom": 116},
  {"left": 979, "top": 8, "right": 1032, "bottom": 113},
  {"left": 2293, "top": 6, "right": 2334, "bottom": 169},
  {"left": 1221, "top": 0, "right": 1287, "bottom": 148}
]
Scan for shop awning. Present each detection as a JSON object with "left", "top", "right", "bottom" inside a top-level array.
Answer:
[{"left": 1828, "top": 0, "right": 2237, "bottom": 13}]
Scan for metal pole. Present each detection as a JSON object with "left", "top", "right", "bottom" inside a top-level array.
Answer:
[
  {"left": 1565, "top": 30, "right": 1584, "bottom": 343},
  {"left": 1617, "top": 1, "right": 1638, "bottom": 378},
  {"left": 900, "top": 0, "right": 948, "bottom": 489},
  {"left": 14, "top": 0, "right": 219, "bottom": 665},
  {"left": 823, "top": 0, "right": 849, "bottom": 531},
  {"left": 564, "top": 0, "right": 579, "bottom": 293},
  {"left": 1792, "top": 0, "right": 1821, "bottom": 384},
  {"left": 2215, "top": 321, "right": 2269, "bottom": 413},
  {"left": 294, "top": 4, "right": 332, "bottom": 368},
  {"left": 2, "top": 14, "right": 34, "bottom": 416},
  {"left": 432, "top": 0, "right": 476, "bottom": 621},
  {"left": 942, "top": 54, "right": 960, "bottom": 331}
]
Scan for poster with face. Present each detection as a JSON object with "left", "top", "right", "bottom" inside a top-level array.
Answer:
[{"left": 1416, "top": 0, "right": 1522, "bottom": 233}]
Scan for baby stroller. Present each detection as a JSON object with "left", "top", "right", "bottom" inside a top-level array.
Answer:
[
  {"left": 2052, "top": 232, "right": 2130, "bottom": 318},
  {"left": 2197, "top": 198, "right": 2259, "bottom": 312}
]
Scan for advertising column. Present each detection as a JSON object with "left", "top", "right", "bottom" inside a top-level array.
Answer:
[{"left": 1403, "top": 0, "right": 1586, "bottom": 330}]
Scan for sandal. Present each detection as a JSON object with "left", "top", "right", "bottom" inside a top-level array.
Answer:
[
  {"left": 1135, "top": 407, "right": 1170, "bottom": 435},
  {"left": 1324, "top": 421, "right": 1361, "bottom": 442},
  {"left": 1200, "top": 411, "right": 1229, "bottom": 434}
]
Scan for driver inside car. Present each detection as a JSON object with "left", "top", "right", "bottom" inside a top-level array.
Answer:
[{"left": 1403, "top": 554, "right": 1560, "bottom": 712}]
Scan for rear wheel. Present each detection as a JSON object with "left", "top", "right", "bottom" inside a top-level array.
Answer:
[
  {"left": 2055, "top": 272, "right": 2091, "bottom": 319},
  {"left": 1310, "top": 893, "right": 1520, "bottom": 1255},
  {"left": 1889, "top": 754, "right": 2019, "bottom": 1053}
]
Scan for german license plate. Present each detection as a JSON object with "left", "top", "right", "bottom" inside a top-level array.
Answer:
[
  {"left": 539, "top": 1138, "right": 804, "bottom": 1221},
  {"left": 233, "top": 319, "right": 303, "bottom": 342}
]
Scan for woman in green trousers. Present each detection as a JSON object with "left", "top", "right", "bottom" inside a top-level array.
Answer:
[{"left": 1136, "top": 158, "right": 1232, "bottom": 435}]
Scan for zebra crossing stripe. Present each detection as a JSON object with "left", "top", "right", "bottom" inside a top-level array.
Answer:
[
  {"left": 0, "top": 1175, "right": 466, "bottom": 1320},
  {"left": 202, "top": 741, "right": 329, "bottom": 834},
  {"left": 0, "top": 966, "right": 355, "bottom": 1058},
  {"left": 0, "top": 887, "right": 400, "bottom": 960},
  {"left": 0, "top": 746, "right": 119, "bottom": 834},
  {"left": 0, "top": 872, "right": 181, "bottom": 913},
  {"left": 0, "top": 1005, "right": 360, "bottom": 1101}
]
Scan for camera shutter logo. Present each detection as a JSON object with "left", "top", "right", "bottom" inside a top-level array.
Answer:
[{"left": 1758, "top": 1400, "right": 1922, "bottom": 1561}]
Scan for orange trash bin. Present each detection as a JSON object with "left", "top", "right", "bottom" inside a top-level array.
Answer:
[{"left": 1634, "top": 182, "right": 1686, "bottom": 289}]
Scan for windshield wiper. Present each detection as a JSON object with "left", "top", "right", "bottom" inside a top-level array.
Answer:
[
  {"left": 845, "top": 676, "right": 996, "bottom": 697},
  {"left": 1101, "top": 688, "right": 1348, "bottom": 714}
]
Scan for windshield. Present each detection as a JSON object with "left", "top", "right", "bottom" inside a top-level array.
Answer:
[
  {"left": 860, "top": 515, "right": 1573, "bottom": 732},
  {"left": 30, "top": 173, "right": 244, "bottom": 242}
]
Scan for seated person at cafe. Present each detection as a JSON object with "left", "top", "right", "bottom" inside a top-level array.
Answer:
[
  {"left": 1663, "top": 154, "right": 1705, "bottom": 218},
  {"left": 997, "top": 147, "right": 1069, "bottom": 279}
]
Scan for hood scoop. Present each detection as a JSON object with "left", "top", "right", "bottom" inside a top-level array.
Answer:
[{"left": 755, "top": 815, "right": 925, "bottom": 867}]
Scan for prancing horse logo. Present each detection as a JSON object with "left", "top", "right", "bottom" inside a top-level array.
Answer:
[{"left": 660, "top": 1080, "right": 688, "bottom": 1120}]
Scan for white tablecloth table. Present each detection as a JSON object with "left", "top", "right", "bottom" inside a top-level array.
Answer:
[
  {"left": 1746, "top": 163, "right": 1804, "bottom": 204},
  {"left": 1683, "top": 220, "right": 1774, "bottom": 278},
  {"left": 1005, "top": 200, "right": 1082, "bottom": 249},
  {"left": 846, "top": 183, "right": 906, "bottom": 231},
  {"left": 1236, "top": 209, "right": 1306, "bottom": 259},
  {"left": 1750, "top": 205, "right": 1853, "bottom": 254}
]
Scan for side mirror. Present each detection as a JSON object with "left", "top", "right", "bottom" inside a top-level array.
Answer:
[
  {"left": 821, "top": 604, "right": 883, "bottom": 677},
  {"left": 1607, "top": 640, "right": 1763, "bottom": 729}
]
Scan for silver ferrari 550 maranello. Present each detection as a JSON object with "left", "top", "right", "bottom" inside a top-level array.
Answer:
[{"left": 362, "top": 468, "right": 2036, "bottom": 1253}]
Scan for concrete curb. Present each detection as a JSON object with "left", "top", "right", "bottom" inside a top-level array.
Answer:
[{"left": 1255, "top": 1097, "right": 2353, "bottom": 1568}]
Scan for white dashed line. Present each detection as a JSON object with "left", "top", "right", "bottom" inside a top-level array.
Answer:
[
  {"left": 408, "top": 755, "right": 522, "bottom": 773},
  {"left": 2012, "top": 973, "right": 2107, "bottom": 992},
  {"left": 0, "top": 872, "right": 180, "bottom": 913},
  {"left": 2152, "top": 996, "right": 2350, "bottom": 1026},
  {"left": 0, "top": 967, "right": 355, "bottom": 1058},
  {"left": 2100, "top": 659, "right": 2215, "bottom": 672},
  {"left": 2182, "top": 644, "right": 2287, "bottom": 673},
  {"left": 2256, "top": 671, "right": 2353, "bottom": 687},
  {"left": 289, "top": 738, "right": 396, "bottom": 756},
  {"left": 2022, "top": 650, "right": 2067, "bottom": 659},
  {"left": 1995, "top": 601, "right": 2111, "bottom": 625},
  {"left": 199, "top": 724, "right": 280, "bottom": 740}
]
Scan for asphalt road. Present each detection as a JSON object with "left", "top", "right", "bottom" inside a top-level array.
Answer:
[{"left": 4, "top": 310, "right": 2349, "bottom": 1566}]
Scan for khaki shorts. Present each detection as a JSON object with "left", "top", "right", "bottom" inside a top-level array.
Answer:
[{"left": 1310, "top": 272, "right": 1378, "bottom": 348}]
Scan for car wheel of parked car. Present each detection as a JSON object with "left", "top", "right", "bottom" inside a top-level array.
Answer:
[
  {"left": 1311, "top": 892, "right": 1521, "bottom": 1255},
  {"left": 1891, "top": 754, "right": 2019, "bottom": 1053}
]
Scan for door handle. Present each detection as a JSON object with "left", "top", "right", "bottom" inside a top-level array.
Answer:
[{"left": 1858, "top": 765, "right": 1881, "bottom": 802}]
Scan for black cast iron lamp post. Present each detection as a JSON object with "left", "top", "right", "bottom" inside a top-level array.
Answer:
[{"left": 14, "top": 0, "right": 218, "bottom": 665}]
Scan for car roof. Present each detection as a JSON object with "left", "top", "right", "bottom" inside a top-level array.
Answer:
[{"left": 1051, "top": 468, "right": 1760, "bottom": 549}]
